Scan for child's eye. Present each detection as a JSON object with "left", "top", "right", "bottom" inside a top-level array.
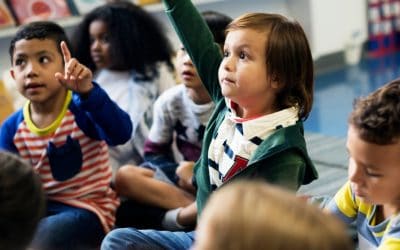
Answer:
[
  {"left": 15, "top": 58, "right": 25, "bottom": 66},
  {"left": 239, "top": 51, "right": 247, "bottom": 59},
  {"left": 100, "top": 35, "right": 109, "bottom": 44},
  {"left": 223, "top": 51, "right": 229, "bottom": 57},
  {"left": 365, "top": 169, "right": 383, "bottom": 178},
  {"left": 39, "top": 56, "right": 50, "bottom": 64}
]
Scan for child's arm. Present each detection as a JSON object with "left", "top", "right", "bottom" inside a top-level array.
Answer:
[
  {"left": 163, "top": 0, "right": 223, "bottom": 102},
  {"left": 56, "top": 41, "right": 132, "bottom": 145},
  {"left": 0, "top": 111, "right": 22, "bottom": 153}
]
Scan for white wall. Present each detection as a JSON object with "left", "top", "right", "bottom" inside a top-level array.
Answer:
[
  {"left": 287, "top": 0, "right": 368, "bottom": 59},
  {"left": 152, "top": 0, "right": 289, "bottom": 49},
  {"left": 0, "top": 0, "right": 368, "bottom": 74}
]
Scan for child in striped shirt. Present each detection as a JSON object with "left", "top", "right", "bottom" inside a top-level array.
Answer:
[
  {"left": 0, "top": 21, "right": 132, "bottom": 250},
  {"left": 326, "top": 79, "right": 400, "bottom": 249}
]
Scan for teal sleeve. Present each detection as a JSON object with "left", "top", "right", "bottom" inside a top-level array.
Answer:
[{"left": 163, "top": 0, "right": 223, "bottom": 102}]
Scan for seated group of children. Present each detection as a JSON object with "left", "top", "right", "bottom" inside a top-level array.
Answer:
[{"left": 1, "top": 1, "right": 400, "bottom": 250}]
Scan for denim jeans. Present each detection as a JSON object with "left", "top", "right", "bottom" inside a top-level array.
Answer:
[
  {"left": 101, "top": 228, "right": 195, "bottom": 250},
  {"left": 31, "top": 200, "right": 105, "bottom": 250}
]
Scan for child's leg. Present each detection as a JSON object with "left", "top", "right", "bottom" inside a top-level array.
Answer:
[
  {"left": 115, "top": 165, "right": 195, "bottom": 209},
  {"left": 101, "top": 228, "right": 195, "bottom": 250},
  {"left": 31, "top": 200, "right": 105, "bottom": 250}
]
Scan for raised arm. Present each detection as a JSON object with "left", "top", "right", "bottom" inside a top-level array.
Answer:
[
  {"left": 56, "top": 42, "right": 133, "bottom": 145},
  {"left": 163, "top": 0, "right": 223, "bottom": 101}
]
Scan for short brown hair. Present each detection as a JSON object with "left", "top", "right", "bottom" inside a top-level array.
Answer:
[
  {"left": 227, "top": 13, "right": 314, "bottom": 120},
  {"left": 349, "top": 79, "right": 400, "bottom": 145}
]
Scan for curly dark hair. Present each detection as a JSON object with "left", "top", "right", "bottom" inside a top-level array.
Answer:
[
  {"left": 349, "top": 79, "right": 400, "bottom": 145},
  {"left": 71, "top": 1, "right": 174, "bottom": 80}
]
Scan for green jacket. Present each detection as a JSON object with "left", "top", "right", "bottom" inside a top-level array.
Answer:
[{"left": 164, "top": 0, "right": 318, "bottom": 215}]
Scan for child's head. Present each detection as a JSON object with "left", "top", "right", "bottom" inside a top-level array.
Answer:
[
  {"left": 72, "top": 1, "right": 174, "bottom": 80},
  {"left": 219, "top": 13, "right": 313, "bottom": 119},
  {"left": 177, "top": 11, "right": 232, "bottom": 91},
  {"left": 194, "top": 180, "right": 353, "bottom": 250},
  {"left": 8, "top": 21, "right": 69, "bottom": 103},
  {"left": 346, "top": 79, "right": 400, "bottom": 206},
  {"left": 9, "top": 21, "right": 70, "bottom": 64},
  {"left": 0, "top": 151, "right": 45, "bottom": 250}
]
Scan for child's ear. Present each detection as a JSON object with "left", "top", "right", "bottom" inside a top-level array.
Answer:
[
  {"left": 269, "top": 74, "right": 280, "bottom": 89},
  {"left": 10, "top": 69, "right": 15, "bottom": 80}
]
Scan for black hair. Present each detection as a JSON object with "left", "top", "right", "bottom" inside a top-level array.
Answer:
[
  {"left": 201, "top": 11, "right": 232, "bottom": 47},
  {"left": 72, "top": 1, "right": 174, "bottom": 80},
  {"left": 0, "top": 151, "right": 45, "bottom": 250},
  {"left": 9, "top": 21, "right": 71, "bottom": 64}
]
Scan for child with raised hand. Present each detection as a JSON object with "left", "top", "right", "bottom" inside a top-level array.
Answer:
[
  {"left": 194, "top": 180, "right": 353, "bottom": 250},
  {"left": 101, "top": 0, "right": 317, "bottom": 248},
  {"left": 0, "top": 21, "right": 132, "bottom": 250},
  {"left": 113, "top": 10, "right": 232, "bottom": 230},
  {"left": 0, "top": 151, "right": 45, "bottom": 250},
  {"left": 326, "top": 79, "right": 400, "bottom": 249},
  {"left": 72, "top": 1, "right": 175, "bottom": 173}
]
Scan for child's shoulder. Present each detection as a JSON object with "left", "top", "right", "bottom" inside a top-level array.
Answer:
[{"left": 1, "top": 109, "right": 24, "bottom": 128}]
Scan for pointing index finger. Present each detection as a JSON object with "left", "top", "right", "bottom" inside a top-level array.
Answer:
[{"left": 60, "top": 41, "right": 71, "bottom": 63}]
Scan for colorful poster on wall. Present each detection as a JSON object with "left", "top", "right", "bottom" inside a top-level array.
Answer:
[{"left": 8, "top": 0, "right": 71, "bottom": 24}]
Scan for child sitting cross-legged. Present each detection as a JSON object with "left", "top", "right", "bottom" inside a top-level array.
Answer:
[
  {"left": 113, "top": 10, "right": 232, "bottom": 230},
  {"left": 101, "top": 0, "right": 318, "bottom": 248},
  {"left": 0, "top": 21, "right": 132, "bottom": 250}
]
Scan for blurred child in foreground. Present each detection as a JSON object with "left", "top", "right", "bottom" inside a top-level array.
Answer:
[
  {"left": 194, "top": 180, "right": 353, "bottom": 250},
  {"left": 0, "top": 151, "right": 44, "bottom": 250}
]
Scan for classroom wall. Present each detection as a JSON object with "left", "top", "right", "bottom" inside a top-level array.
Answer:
[{"left": 0, "top": 0, "right": 368, "bottom": 75}]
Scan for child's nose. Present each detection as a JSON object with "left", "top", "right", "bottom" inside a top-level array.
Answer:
[
  {"left": 348, "top": 162, "right": 363, "bottom": 184},
  {"left": 183, "top": 53, "right": 193, "bottom": 65},
  {"left": 25, "top": 62, "right": 38, "bottom": 78},
  {"left": 91, "top": 40, "right": 101, "bottom": 50},
  {"left": 222, "top": 56, "right": 234, "bottom": 71}
]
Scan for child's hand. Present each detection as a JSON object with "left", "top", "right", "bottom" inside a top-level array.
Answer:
[
  {"left": 55, "top": 41, "right": 93, "bottom": 95},
  {"left": 176, "top": 161, "right": 196, "bottom": 194}
]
